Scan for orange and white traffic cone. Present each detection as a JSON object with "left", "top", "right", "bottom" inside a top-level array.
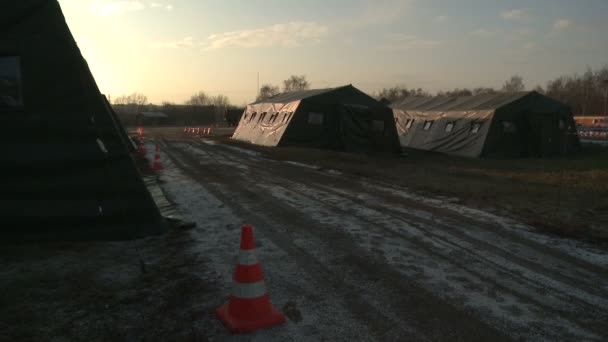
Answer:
[
  {"left": 216, "top": 224, "right": 285, "bottom": 333},
  {"left": 208, "top": 127, "right": 213, "bottom": 136},
  {"left": 184, "top": 127, "right": 188, "bottom": 133},
  {"left": 152, "top": 144, "right": 164, "bottom": 170},
  {"left": 197, "top": 127, "right": 201, "bottom": 135}
]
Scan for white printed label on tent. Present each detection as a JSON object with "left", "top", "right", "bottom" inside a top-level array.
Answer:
[
  {"left": 308, "top": 112, "right": 324, "bottom": 125},
  {"left": 0, "top": 56, "right": 23, "bottom": 109}
]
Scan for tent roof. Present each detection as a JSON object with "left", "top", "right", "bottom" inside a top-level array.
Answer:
[
  {"left": 252, "top": 85, "right": 352, "bottom": 104},
  {"left": 391, "top": 92, "right": 534, "bottom": 112}
]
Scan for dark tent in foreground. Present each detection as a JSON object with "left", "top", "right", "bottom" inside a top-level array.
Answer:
[
  {"left": 391, "top": 92, "right": 580, "bottom": 158},
  {"left": 232, "top": 85, "right": 400, "bottom": 153},
  {"left": 0, "top": 1, "right": 166, "bottom": 240}
]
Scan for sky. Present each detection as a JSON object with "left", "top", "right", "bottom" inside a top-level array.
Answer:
[{"left": 57, "top": 0, "right": 608, "bottom": 106}]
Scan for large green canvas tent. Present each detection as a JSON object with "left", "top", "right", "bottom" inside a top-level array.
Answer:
[
  {"left": 232, "top": 85, "right": 400, "bottom": 153},
  {"left": 391, "top": 92, "right": 580, "bottom": 158},
  {"left": 0, "top": 1, "right": 166, "bottom": 240}
]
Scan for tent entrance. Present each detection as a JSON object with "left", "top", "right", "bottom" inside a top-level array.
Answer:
[
  {"left": 528, "top": 113, "right": 559, "bottom": 157},
  {"left": 337, "top": 104, "right": 373, "bottom": 153}
]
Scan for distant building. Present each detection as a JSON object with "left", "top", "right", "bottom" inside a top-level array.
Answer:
[{"left": 136, "top": 111, "right": 168, "bottom": 125}]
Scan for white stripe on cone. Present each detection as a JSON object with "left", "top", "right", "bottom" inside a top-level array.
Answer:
[
  {"left": 238, "top": 250, "right": 258, "bottom": 266},
  {"left": 232, "top": 280, "right": 267, "bottom": 299}
]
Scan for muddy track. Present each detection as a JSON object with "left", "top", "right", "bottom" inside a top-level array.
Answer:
[
  {"left": 187, "top": 141, "right": 608, "bottom": 338},
  {"left": 159, "top": 140, "right": 511, "bottom": 342},
  {"left": 159, "top": 139, "right": 607, "bottom": 341}
]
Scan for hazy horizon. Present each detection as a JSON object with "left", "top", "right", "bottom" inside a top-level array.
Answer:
[{"left": 58, "top": 0, "right": 608, "bottom": 106}]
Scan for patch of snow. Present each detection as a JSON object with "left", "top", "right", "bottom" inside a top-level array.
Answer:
[
  {"left": 201, "top": 139, "right": 218, "bottom": 145},
  {"left": 96, "top": 138, "right": 108, "bottom": 154},
  {"left": 284, "top": 161, "right": 320, "bottom": 170},
  {"left": 148, "top": 148, "right": 376, "bottom": 341}
]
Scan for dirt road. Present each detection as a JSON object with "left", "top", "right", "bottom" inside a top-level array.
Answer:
[{"left": 154, "top": 138, "right": 608, "bottom": 341}]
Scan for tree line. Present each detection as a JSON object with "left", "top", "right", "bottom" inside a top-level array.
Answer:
[
  {"left": 112, "top": 65, "right": 608, "bottom": 117},
  {"left": 376, "top": 66, "right": 608, "bottom": 116}
]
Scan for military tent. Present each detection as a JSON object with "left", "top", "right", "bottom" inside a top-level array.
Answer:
[
  {"left": 391, "top": 91, "right": 580, "bottom": 158},
  {"left": 232, "top": 85, "right": 400, "bottom": 153},
  {"left": 0, "top": 1, "right": 166, "bottom": 240}
]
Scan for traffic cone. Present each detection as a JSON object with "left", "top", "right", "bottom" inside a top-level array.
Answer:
[
  {"left": 152, "top": 145, "right": 164, "bottom": 170},
  {"left": 216, "top": 224, "right": 285, "bottom": 333},
  {"left": 184, "top": 127, "right": 188, "bottom": 133},
  {"left": 208, "top": 127, "right": 213, "bottom": 136},
  {"left": 197, "top": 127, "right": 201, "bottom": 135}
]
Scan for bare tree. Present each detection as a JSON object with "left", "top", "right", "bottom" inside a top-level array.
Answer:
[
  {"left": 283, "top": 75, "right": 310, "bottom": 92},
  {"left": 375, "top": 86, "right": 430, "bottom": 103},
  {"left": 185, "top": 91, "right": 210, "bottom": 106},
  {"left": 113, "top": 92, "right": 148, "bottom": 105},
  {"left": 533, "top": 85, "right": 545, "bottom": 94},
  {"left": 472, "top": 87, "right": 496, "bottom": 95},
  {"left": 257, "top": 84, "right": 280, "bottom": 101},
  {"left": 437, "top": 88, "right": 473, "bottom": 97},
  {"left": 501, "top": 75, "right": 526, "bottom": 92}
]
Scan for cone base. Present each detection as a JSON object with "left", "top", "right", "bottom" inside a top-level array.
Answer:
[
  {"left": 216, "top": 302, "right": 286, "bottom": 334},
  {"left": 152, "top": 162, "right": 164, "bottom": 170}
]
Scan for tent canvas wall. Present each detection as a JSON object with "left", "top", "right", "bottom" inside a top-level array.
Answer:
[
  {"left": 232, "top": 85, "right": 400, "bottom": 153},
  {"left": 391, "top": 92, "right": 580, "bottom": 158},
  {"left": 0, "top": 1, "right": 166, "bottom": 240}
]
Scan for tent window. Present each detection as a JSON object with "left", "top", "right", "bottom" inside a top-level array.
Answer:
[
  {"left": 258, "top": 112, "right": 266, "bottom": 123},
  {"left": 471, "top": 121, "right": 484, "bottom": 134},
  {"left": 394, "top": 117, "right": 399, "bottom": 123},
  {"left": 423, "top": 120, "right": 434, "bottom": 130},
  {"left": 282, "top": 112, "right": 293, "bottom": 124},
  {"left": 406, "top": 119, "right": 415, "bottom": 129},
  {"left": 242, "top": 113, "right": 248, "bottom": 121},
  {"left": 372, "top": 120, "right": 385, "bottom": 132},
  {"left": 445, "top": 122, "right": 455, "bottom": 133},
  {"left": 249, "top": 112, "right": 257, "bottom": 122},
  {"left": 0, "top": 56, "right": 23, "bottom": 110},
  {"left": 308, "top": 112, "right": 324, "bottom": 125},
  {"left": 502, "top": 121, "right": 517, "bottom": 133}
]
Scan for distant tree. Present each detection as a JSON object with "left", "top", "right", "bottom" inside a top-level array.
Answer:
[
  {"left": 283, "top": 75, "right": 310, "bottom": 92},
  {"left": 375, "top": 86, "right": 430, "bottom": 103},
  {"left": 472, "top": 87, "right": 496, "bottom": 95},
  {"left": 210, "top": 94, "right": 230, "bottom": 109},
  {"left": 185, "top": 91, "right": 210, "bottom": 106},
  {"left": 114, "top": 92, "right": 148, "bottom": 106},
  {"left": 501, "top": 75, "right": 526, "bottom": 92},
  {"left": 437, "top": 88, "right": 473, "bottom": 97},
  {"left": 533, "top": 85, "right": 545, "bottom": 94},
  {"left": 257, "top": 84, "right": 280, "bottom": 101}
]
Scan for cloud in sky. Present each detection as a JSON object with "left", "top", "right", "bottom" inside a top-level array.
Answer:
[
  {"left": 89, "top": 1, "right": 145, "bottom": 16},
  {"left": 150, "top": 37, "right": 194, "bottom": 48},
  {"left": 501, "top": 9, "right": 530, "bottom": 20},
  {"left": 205, "top": 22, "right": 328, "bottom": 50},
  {"left": 377, "top": 33, "right": 442, "bottom": 51},
  {"left": 471, "top": 28, "right": 496, "bottom": 37},
  {"left": 89, "top": 1, "right": 173, "bottom": 16},
  {"left": 434, "top": 15, "right": 447, "bottom": 23},
  {"left": 553, "top": 19, "right": 572, "bottom": 31}
]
